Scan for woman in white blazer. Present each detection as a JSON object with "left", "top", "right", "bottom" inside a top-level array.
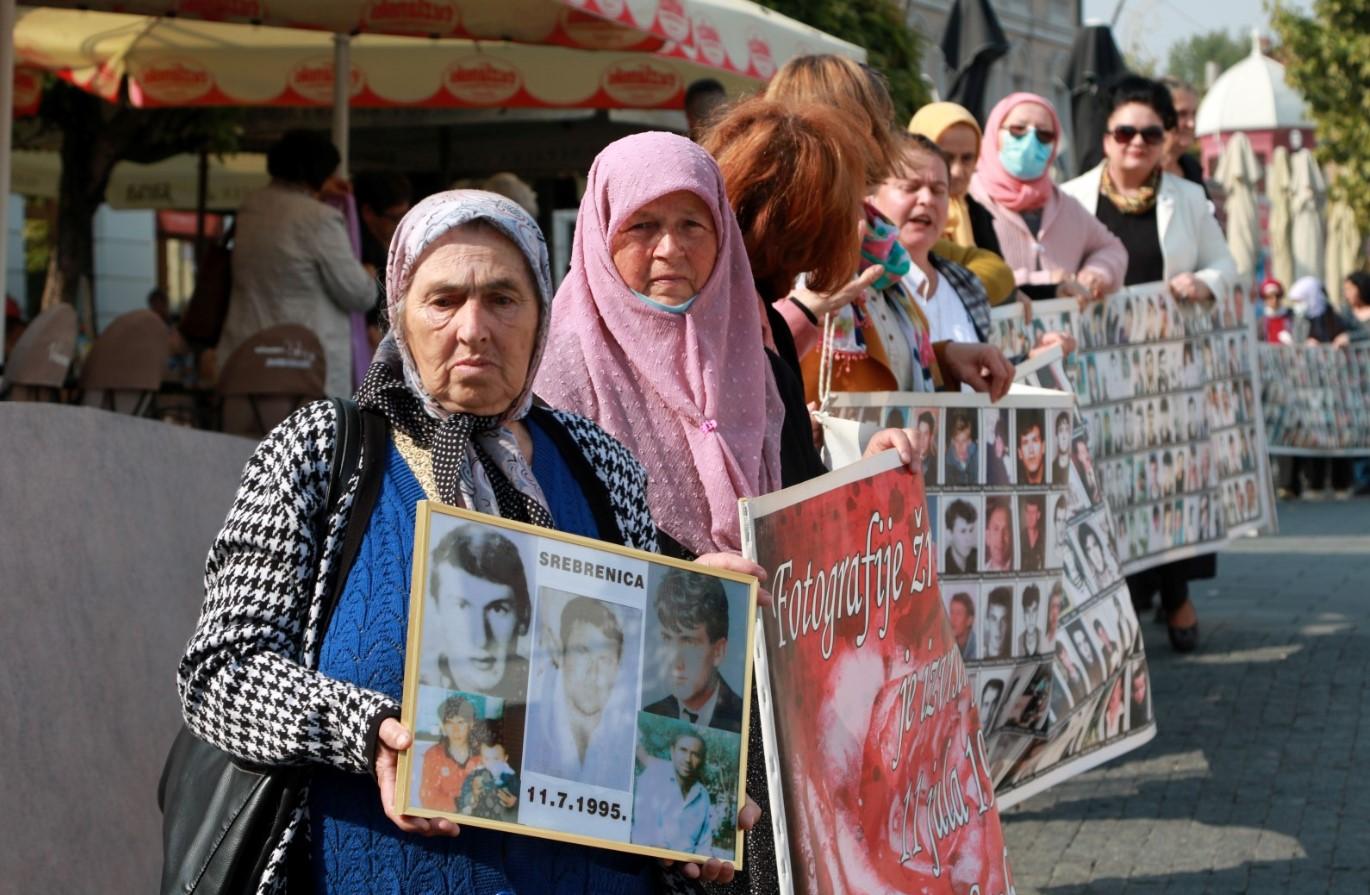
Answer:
[{"left": 1061, "top": 75, "right": 1237, "bottom": 654}]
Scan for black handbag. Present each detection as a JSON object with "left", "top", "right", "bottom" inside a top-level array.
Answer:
[{"left": 158, "top": 398, "right": 387, "bottom": 894}]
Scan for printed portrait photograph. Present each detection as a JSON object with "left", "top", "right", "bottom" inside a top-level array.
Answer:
[
  {"left": 941, "top": 495, "right": 982, "bottom": 577},
  {"left": 1018, "top": 494, "right": 1047, "bottom": 573},
  {"left": 1066, "top": 619, "right": 1104, "bottom": 690},
  {"left": 981, "top": 584, "right": 1015, "bottom": 661},
  {"left": 641, "top": 565, "right": 750, "bottom": 734},
  {"left": 983, "top": 407, "right": 1015, "bottom": 486},
  {"left": 944, "top": 585, "right": 980, "bottom": 661},
  {"left": 1046, "top": 492, "right": 1071, "bottom": 570},
  {"left": 1088, "top": 606, "right": 1125, "bottom": 676},
  {"left": 1001, "top": 660, "right": 1054, "bottom": 736},
  {"left": 630, "top": 712, "right": 740, "bottom": 859},
  {"left": 1076, "top": 517, "right": 1115, "bottom": 590},
  {"left": 1105, "top": 350, "right": 1124, "bottom": 402},
  {"left": 1014, "top": 581, "right": 1047, "bottom": 658},
  {"left": 983, "top": 495, "right": 1016, "bottom": 574},
  {"left": 1070, "top": 433, "right": 1103, "bottom": 509},
  {"left": 911, "top": 408, "right": 942, "bottom": 486},
  {"left": 1129, "top": 659, "right": 1152, "bottom": 729},
  {"left": 1015, "top": 409, "right": 1048, "bottom": 486},
  {"left": 523, "top": 588, "right": 643, "bottom": 792},
  {"left": 976, "top": 670, "right": 1010, "bottom": 732},
  {"left": 410, "top": 686, "right": 523, "bottom": 821},
  {"left": 418, "top": 520, "right": 537, "bottom": 703},
  {"left": 1044, "top": 576, "right": 1069, "bottom": 642},
  {"left": 943, "top": 407, "right": 980, "bottom": 486},
  {"left": 1100, "top": 674, "right": 1128, "bottom": 740}
]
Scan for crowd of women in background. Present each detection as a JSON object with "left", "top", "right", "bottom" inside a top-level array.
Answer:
[{"left": 180, "top": 53, "right": 1280, "bottom": 895}]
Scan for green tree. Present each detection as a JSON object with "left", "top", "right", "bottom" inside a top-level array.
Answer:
[
  {"left": 1163, "top": 29, "right": 1248, "bottom": 93},
  {"left": 23, "top": 80, "right": 238, "bottom": 329},
  {"left": 757, "top": 0, "right": 927, "bottom": 118},
  {"left": 1274, "top": 1, "right": 1370, "bottom": 232}
]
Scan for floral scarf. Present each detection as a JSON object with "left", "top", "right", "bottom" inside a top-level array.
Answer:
[{"left": 1101, "top": 161, "right": 1161, "bottom": 215}]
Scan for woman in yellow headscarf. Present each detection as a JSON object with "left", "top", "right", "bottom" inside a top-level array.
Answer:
[{"left": 908, "top": 102, "right": 1015, "bottom": 304}]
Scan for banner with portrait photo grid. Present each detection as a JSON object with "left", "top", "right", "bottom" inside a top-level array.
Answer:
[
  {"left": 824, "top": 385, "right": 1144, "bottom": 806},
  {"left": 989, "top": 283, "right": 1276, "bottom": 576},
  {"left": 985, "top": 349, "right": 1158, "bottom": 803},
  {"left": 396, "top": 502, "right": 758, "bottom": 867},
  {"left": 1258, "top": 342, "right": 1370, "bottom": 456},
  {"left": 739, "top": 452, "right": 1015, "bottom": 895}
]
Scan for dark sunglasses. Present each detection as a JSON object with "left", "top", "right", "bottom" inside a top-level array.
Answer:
[
  {"left": 1109, "top": 125, "right": 1166, "bottom": 146},
  {"left": 1003, "top": 123, "right": 1057, "bottom": 143}
]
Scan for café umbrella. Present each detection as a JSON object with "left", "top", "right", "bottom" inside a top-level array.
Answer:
[
  {"left": 9, "top": 149, "right": 268, "bottom": 210},
  {"left": 1289, "top": 147, "right": 1325, "bottom": 283},
  {"left": 1266, "top": 146, "right": 1293, "bottom": 289},
  {"left": 1323, "top": 169, "right": 1360, "bottom": 306},
  {"left": 18, "top": 0, "right": 862, "bottom": 83},
  {"left": 1213, "top": 132, "right": 1261, "bottom": 285}
]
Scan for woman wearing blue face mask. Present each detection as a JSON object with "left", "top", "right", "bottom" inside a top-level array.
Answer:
[{"left": 969, "top": 93, "right": 1127, "bottom": 304}]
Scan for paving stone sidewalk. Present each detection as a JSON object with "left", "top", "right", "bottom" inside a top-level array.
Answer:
[{"left": 1001, "top": 497, "right": 1370, "bottom": 894}]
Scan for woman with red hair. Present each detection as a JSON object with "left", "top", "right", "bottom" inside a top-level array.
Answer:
[{"left": 729, "top": 57, "right": 1012, "bottom": 405}]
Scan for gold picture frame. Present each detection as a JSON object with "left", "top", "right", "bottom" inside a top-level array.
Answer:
[{"left": 396, "top": 500, "right": 758, "bottom": 868}]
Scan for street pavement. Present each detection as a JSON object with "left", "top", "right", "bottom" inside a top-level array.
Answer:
[{"left": 1001, "top": 497, "right": 1370, "bottom": 894}]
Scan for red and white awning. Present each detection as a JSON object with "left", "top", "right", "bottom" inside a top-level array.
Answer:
[{"left": 15, "top": 7, "right": 767, "bottom": 109}]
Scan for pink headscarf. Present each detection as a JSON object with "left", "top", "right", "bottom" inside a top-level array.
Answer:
[
  {"left": 973, "top": 92, "right": 1063, "bottom": 213},
  {"left": 533, "top": 132, "right": 784, "bottom": 556}
]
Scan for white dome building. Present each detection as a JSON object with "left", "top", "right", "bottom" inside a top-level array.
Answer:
[{"left": 1195, "top": 31, "right": 1315, "bottom": 176}]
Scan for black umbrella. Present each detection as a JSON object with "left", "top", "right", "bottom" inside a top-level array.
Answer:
[
  {"left": 939, "top": 0, "right": 1010, "bottom": 123},
  {"left": 1063, "top": 24, "right": 1130, "bottom": 175}
]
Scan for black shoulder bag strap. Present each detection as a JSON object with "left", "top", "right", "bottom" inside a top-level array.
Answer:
[
  {"left": 157, "top": 398, "right": 385, "bottom": 895},
  {"left": 318, "top": 399, "right": 390, "bottom": 628}
]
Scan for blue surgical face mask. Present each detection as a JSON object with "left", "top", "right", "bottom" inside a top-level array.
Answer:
[
  {"left": 633, "top": 290, "right": 699, "bottom": 314},
  {"left": 998, "top": 130, "right": 1054, "bottom": 180}
]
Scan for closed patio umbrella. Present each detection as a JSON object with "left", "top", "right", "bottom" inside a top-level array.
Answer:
[
  {"left": 938, "top": 0, "right": 1009, "bottom": 123},
  {"left": 1323, "top": 166, "right": 1361, "bottom": 307},
  {"left": 1266, "top": 146, "right": 1293, "bottom": 288},
  {"left": 1063, "top": 23, "right": 1128, "bottom": 176},
  {"left": 1289, "top": 147, "right": 1325, "bottom": 283},
  {"left": 1213, "top": 132, "right": 1261, "bottom": 286}
]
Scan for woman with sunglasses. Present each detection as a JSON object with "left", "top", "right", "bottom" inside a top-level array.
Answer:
[
  {"left": 1062, "top": 75, "right": 1237, "bottom": 654},
  {"left": 968, "top": 93, "right": 1126, "bottom": 304},
  {"left": 1061, "top": 75, "right": 1235, "bottom": 307}
]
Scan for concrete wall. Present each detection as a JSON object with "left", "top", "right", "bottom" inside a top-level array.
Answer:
[{"left": 0, "top": 405, "right": 255, "bottom": 892}]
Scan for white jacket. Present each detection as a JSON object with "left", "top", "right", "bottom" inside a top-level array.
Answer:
[
  {"left": 1061, "top": 164, "right": 1237, "bottom": 300},
  {"left": 218, "top": 182, "right": 377, "bottom": 398}
]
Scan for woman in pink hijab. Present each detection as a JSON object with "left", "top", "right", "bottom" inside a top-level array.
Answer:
[
  {"left": 535, "top": 132, "right": 786, "bottom": 556},
  {"left": 537, "top": 132, "right": 919, "bottom": 558},
  {"left": 969, "top": 92, "right": 1128, "bottom": 303}
]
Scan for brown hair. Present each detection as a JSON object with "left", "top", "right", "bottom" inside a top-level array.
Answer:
[
  {"left": 701, "top": 97, "right": 870, "bottom": 300},
  {"left": 763, "top": 54, "right": 900, "bottom": 186},
  {"left": 895, "top": 131, "right": 951, "bottom": 177}
]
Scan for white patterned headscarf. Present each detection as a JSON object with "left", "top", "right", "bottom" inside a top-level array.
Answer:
[{"left": 357, "top": 190, "right": 554, "bottom": 526}]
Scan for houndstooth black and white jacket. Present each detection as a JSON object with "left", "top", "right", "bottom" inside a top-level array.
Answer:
[{"left": 177, "top": 398, "right": 656, "bottom": 894}]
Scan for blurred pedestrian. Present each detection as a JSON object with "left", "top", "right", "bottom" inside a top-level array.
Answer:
[{"left": 216, "top": 130, "right": 376, "bottom": 397}]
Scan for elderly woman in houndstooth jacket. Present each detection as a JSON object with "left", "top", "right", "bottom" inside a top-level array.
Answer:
[{"left": 178, "top": 190, "right": 755, "bottom": 895}]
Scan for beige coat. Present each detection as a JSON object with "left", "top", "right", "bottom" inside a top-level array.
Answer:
[{"left": 218, "top": 182, "right": 377, "bottom": 398}]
